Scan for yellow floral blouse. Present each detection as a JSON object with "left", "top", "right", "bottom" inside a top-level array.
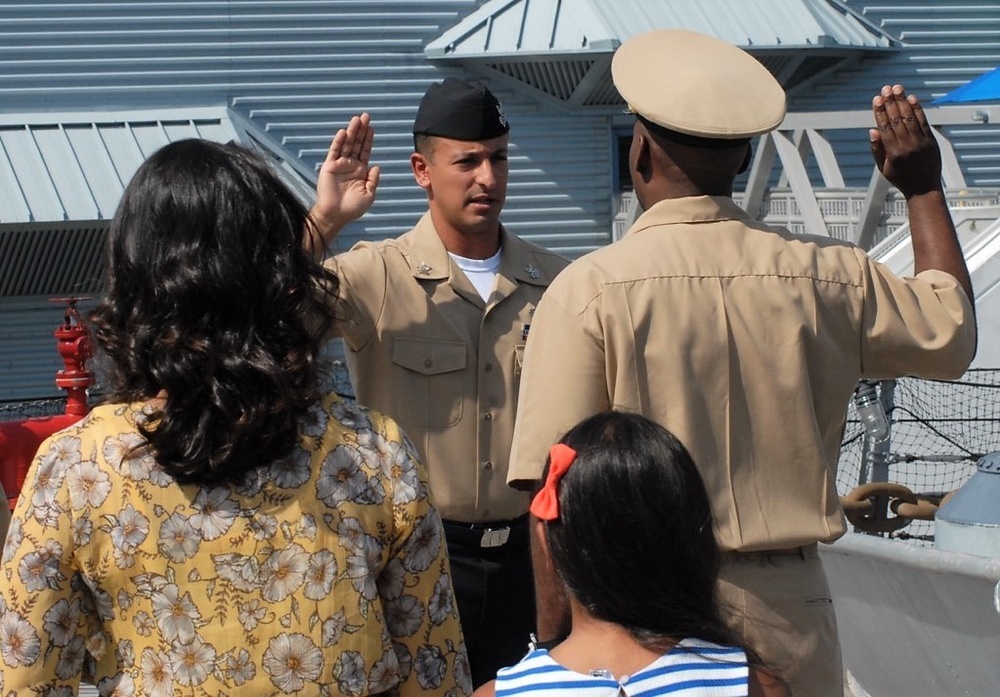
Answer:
[{"left": 0, "top": 394, "right": 471, "bottom": 696}]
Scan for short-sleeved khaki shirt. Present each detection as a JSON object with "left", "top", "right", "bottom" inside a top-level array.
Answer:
[
  {"left": 508, "top": 196, "right": 975, "bottom": 551},
  {"left": 327, "top": 213, "right": 568, "bottom": 522}
]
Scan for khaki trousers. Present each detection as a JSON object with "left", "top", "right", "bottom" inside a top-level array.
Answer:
[{"left": 718, "top": 544, "right": 843, "bottom": 696}]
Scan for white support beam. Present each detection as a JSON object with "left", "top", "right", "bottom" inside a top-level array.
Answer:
[
  {"left": 771, "top": 130, "right": 829, "bottom": 236},
  {"left": 743, "top": 133, "right": 777, "bottom": 219},
  {"left": 778, "top": 106, "right": 996, "bottom": 130},
  {"left": 857, "top": 168, "right": 892, "bottom": 248},
  {"left": 933, "top": 128, "right": 967, "bottom": 190},
  {"left": 807, "top": 129, "right": 845, "bottom": 188},
  {"left": 777, "top": 130, "right": 809, "bottom": 188}
]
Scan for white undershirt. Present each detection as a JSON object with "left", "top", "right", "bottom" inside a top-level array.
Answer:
[{"left": 449, "top": 248, "right": 502, "bottom": 301}]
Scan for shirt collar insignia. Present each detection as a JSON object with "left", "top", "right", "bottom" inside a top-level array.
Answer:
[{"left": 525, "top": 263, "right": 540, "bottom": 280}]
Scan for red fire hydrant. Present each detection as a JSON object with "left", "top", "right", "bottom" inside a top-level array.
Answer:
[
  {"left": 0, "top": 299, "right": 94, "bottom": 511},
  {"left": 53, "top": 299, "right": 94, "bottom": 417}
]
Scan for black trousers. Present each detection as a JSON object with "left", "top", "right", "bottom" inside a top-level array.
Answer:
[{"left": 443, "top": 516, "right": 535, "bottom": 689}]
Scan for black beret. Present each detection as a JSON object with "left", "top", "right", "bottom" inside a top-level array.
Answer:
[{"left": 413, "top": 78, "right": 510, "bottom": 141}]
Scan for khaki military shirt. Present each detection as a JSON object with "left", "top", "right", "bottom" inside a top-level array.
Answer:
[
  {"left": 327, "top": 212, "right": 568, "bottom": 522},
  {"left": 508, "top": 196, "right": 975, "bottom": 551}
]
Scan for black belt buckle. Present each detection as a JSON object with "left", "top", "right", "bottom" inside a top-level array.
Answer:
[{"left": 479, "top": 526, "right": 511, "bottom": 548}]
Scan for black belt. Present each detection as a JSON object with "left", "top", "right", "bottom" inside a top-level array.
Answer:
[
  {"left": 442, "top": 514, "right": 528, "bottom": 549},
  {"left": 723, "top": 543, "right": 817, "bottom": 561}
]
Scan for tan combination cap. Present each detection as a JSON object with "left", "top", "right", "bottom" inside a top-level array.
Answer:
[{"left": 612, "top": 29, "right": 786, "bottom": 139}]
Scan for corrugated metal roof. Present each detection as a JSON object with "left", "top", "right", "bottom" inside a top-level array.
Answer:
[
  {"left": 790, "top": 1, "right": 1000, "bottom": 187},
  {"left": 0, "top": 223, "right": 106, "bottom": 297},
  {"left": 425, "top": 0, "right": 900, "bottom": 107},
  {"left": 0, "top": 1, "right": 608, "bottom": 258},
  {"left": 0, "top": 106, "right": 315, "bottom": 225},
  {"left": 587, "top": 0, "right": 899, "bottom": 50},
  {"left": 0, "top": 106, "right": 316, "bottom": 297}
]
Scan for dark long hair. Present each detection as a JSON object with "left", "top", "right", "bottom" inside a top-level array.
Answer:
[
  {"left": 543, "top": 411, "right": 739, "bottom": 650},
  {"left": 89, "top": 139, "right": 338, "bottom": 485}
]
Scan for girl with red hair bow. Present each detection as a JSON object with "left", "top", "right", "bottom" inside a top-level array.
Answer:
[{"left": 476, "top": 411, "right": 788, "bottom": 697}]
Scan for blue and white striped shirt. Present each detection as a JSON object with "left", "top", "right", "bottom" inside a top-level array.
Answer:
[{"left": 495, "top": 638, "right": 750, "bottom": 696}]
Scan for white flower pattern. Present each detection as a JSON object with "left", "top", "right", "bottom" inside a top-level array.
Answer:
[
  {"left": 188, "top": 487, "right": 238, "bottom": 541},
  {"left": 263, "top": 632, "right": 325, "bottom": 693},
  {"left": 139, "top": 646, "right": 173, "bottom": 697},
  {"left": 0, "top": 609, "right": 41, "bottom": 667},
  {"left": 260, "top": 544, "right": 309, "bottom": 603},
  {"left": 168, "top": 634, "right": 216, "bottom": 686},
  {"left": 386, "top": 594, "right": 425, "bottom": 637},
  {"left": 150, "top": 583, "right": 200, "bottom": 644},
  {"left": 65, "top": 459, "right": 113, "bottom": 510},
  {"left": 316, "top": 446, "right": 370, "bottom": 507}
]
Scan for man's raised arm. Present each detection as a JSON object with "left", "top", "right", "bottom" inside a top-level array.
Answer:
[
  {"left": 869, "top": 84, "right": 975, "bottom": 311},
  {"left": 305, "top": 112, "right": 381, "bottom": 258}
]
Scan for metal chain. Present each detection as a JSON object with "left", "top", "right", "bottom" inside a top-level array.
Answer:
[{"left": 841, "top": 482, "right": 946, "bottom": 534}]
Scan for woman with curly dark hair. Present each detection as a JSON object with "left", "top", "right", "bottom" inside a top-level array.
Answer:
[
  {"left": 91, "top": 139, "right": 338, "bottom": 485},
  {"left": 0, "top": 139, "right": 470, "bottom": 696}
]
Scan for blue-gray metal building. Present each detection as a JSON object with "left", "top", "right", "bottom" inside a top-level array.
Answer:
[{"left": 2, "top": 0, "right": 999, "bottom": 399}]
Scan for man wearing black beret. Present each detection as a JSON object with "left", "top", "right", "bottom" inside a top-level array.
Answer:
[{"left": 308, "top": 78, "right": 568, "bottom": 688}]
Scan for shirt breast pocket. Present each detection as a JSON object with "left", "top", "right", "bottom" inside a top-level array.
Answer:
[{"left": 391, "top": 337, "right": 468, "bottom": 428}]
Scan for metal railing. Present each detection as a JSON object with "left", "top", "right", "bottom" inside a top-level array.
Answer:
[{"left": 612, "top": 188, "right": 1000, "bottom": 249}]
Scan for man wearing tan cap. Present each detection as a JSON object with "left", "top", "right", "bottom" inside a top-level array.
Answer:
[
  {"left": 307, "top": 78, "right": 568, "bottom": 687},
  {"left": 507, "top": 29, "right": 976, "bottom": 695}
]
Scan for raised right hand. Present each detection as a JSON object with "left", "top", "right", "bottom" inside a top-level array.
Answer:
[
  {"left": 869, "top": 85, "right": 943, "bottom": 198},
  {"left": 310, "top": 113, "right": 381, "bottom": 249}
]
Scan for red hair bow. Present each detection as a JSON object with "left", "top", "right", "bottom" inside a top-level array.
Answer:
[{"left": 530, "top": 443, "right": 577, "bottom": 521}]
